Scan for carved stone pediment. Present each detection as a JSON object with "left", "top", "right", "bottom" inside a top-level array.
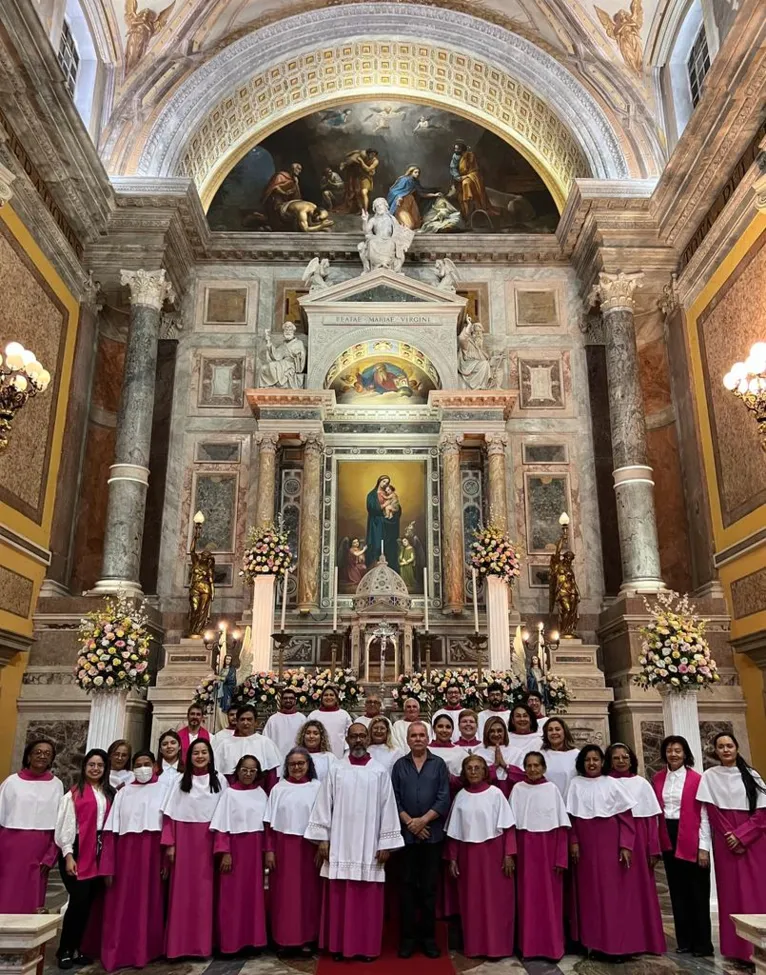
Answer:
[{"left": 298, "top": 267, "right": 467, "bottom": 315}]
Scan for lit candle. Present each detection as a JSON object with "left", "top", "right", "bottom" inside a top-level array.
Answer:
[
  {"left": 333, "top": 566, "right": 339, "bottom": 632},
  {"left": 423, "top": 567, "right": 429, "bottom": 631},
  {"left": 280, "top": 569, "right": 289, "bottom": 632},
  {"left": 472, "top": 567, "right": 479, "bottom": 633}
]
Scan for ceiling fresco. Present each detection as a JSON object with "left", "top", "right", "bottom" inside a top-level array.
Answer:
[{"left": 206, "top": 100, "right": 560, "bottom": 234}]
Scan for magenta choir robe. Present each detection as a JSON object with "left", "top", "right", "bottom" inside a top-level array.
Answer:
[
  {"left": 0, "top": 769, "right": 63, "bottom": 912},
  {"left": 511, "top": 779, "right": 570, "bottom": 960},
  {"left": 100, "top": 779, "right": 166, "bottom": 971},
  {"left": 210, "top": 782, "right": 268, "bottom": 953},
  {"left": 161, "top": 772, "right": 227, "bottom": 959},
  {"left": 445, "top": 783, "right": 517, "bottom": 959},
  {"left": 264, "top": 777, "right": 323, "bottom": 947},
  {"left": 697, "top": 765, "right": 766, "bottom": 961}
]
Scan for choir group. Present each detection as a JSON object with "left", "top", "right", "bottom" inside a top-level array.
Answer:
[{"left": 0, "top": 683, "right": 765, "bottom": 970}]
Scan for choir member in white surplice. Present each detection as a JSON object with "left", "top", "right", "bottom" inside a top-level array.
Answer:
[
  {"left": 214, "top": 705, "right": 281, "bottom": 789},
  {"left": 307, "top": 686, "right": 353, "bottom": 759},
  {"left": 477, "top": 682, "right": 512, "bottom": 738},
  {"left": 356, "top": 693, "right": 384, "bottom": 728},
  {"left": 431, "top": 684, "right": 465, "bottom": 742},
  {"left": 392, "top": 698, "right": 432, "bottom": 751},
  {"left": 305, "top": 722, "right": 404, "bottom": 960},
  {"left": 263, "top": 688, "right": 307, "bottom": 758}
]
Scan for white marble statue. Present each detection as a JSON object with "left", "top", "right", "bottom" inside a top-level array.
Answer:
[
  {"left": 457, "top": 316, "right": 503, "bottom": 389},
  {"left": 257, "top": 321, "right": 306, "bottom": 389},
  {"left": 358, "top": 198, "right": 414, "bottom": 274},
  {"left": 435, "top": 257, "right": 459, "bottom": 292},
  {"left": 302, "top": 256, "right": 331, "bottom": 293}
]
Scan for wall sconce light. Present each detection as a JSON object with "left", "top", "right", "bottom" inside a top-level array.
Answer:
[
  {"left": 0, "top": 342, "right": 50, "bottom": 451},
  {"left": 723, "top": 342, "right": 766, "bottom": 451}
]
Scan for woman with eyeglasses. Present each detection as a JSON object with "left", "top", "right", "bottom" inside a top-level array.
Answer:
[
  {"left": 696, "top": 732, "right": 766, "bottom": 962},
  {"left": 107, "top": 739, "right": 134, "bottom": 790},
  {"left": 210, "top": 754, "right": 268, "bottom": 954},
  {"left": 161, "top": 738, "right": 226, "bottom": 959},
  {"left": 0, "top": 738, "right": 63, "bottom": 913},
  {"left": 100, "top": 750, "right": 165, "bottom": 971},
  {"left": 55, "top": 748, "right": 115, "bottom": 970},
  {"left": 264, "top": 747, "right": 323, "bottom": 955}
]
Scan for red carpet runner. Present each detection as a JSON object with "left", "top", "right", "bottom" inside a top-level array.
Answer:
[{"left": 315, "top": 921, "right": 453, "bottom": 974}]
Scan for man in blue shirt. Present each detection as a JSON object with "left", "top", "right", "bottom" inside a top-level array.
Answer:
[{"left": 391, "top": 721, "right": 451, "bottom": 959}]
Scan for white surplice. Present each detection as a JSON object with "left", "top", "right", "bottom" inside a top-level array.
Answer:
[
  {"left": 214, "top": 732, "right": 282, "bottom": 775},
  {"left": 307, "top": 709, "right": 353, "bottom": 759},
  {"left": 391, "top": 719, "right": 432, "bottom": 751},
  {"left": 431, "top": 707, "right": 465, "bottom": 743},
  {"left": 304, "top": 757, "right": 404, "bottom": 882},
  {"left": 262, "top": 711, "right": 308, "bottom": 758},
  {"left": 477, "top": 709, "right": 511, "bottom": 738}
]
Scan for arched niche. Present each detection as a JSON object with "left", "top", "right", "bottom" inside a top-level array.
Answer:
[{"left": 324, "top": 340, "right": 442, "bottom": 408}]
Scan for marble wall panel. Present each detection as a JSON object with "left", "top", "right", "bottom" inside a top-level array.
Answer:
[
  {"left": 641, "top": 718, "right": 734, "bottom": 776},
  {"left": 730, "top": 567, "right": 766, "bottom": 620},
  {"left": 25, "top": 718, "right": 88, "bottom": 789},
  {"left": 697, "top": 228, "right": 766, "bottom": 525},
  {"left": 0, "top": 564, "right": 34, "bottom": 617},
  {"left": 194, "top": 279, "right": 258, "bottom": 332},
  {"left": 638, "top": 335, "right": 674, "bottom": 415},
  {"left": 516, "top": 288, "right": 559, "bottom": 327},
  {"left": 193, "top": 472, "right": 238, "bottom": 552},
  {"left": 91, "top": 334, "right": 126, "bottom": 414},
  {"left": 522, "top": 443, "right": 568, "bottom": 464},
  {"left": 647, "top": 424, "right": 692, "bottom": 594},
  {"left": 524, "top": 472, "right": 571, "bottom": 554},
  {"left": 511, "top": 350, "right": 573, "bottom": 417},
  {"left": 205, "top": 287, "right": 248, "bottom": 325},
  {"left": 70, "top": 423, "right": 115, "bottom": 593},
  {"left": 197, "top": 355, "right": 245, "bottom": 408}
]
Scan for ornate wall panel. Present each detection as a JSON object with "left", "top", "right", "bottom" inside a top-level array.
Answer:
[
  {"left": 192, "top": 472, "right": 238, "bottom": 553},
  {"left": 0, "top": 565, "right": 34, "bottom": 618}
]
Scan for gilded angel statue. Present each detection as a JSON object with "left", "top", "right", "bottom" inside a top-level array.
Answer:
[
  {"left": 595, "top": 0, "right": 644, "bottom": 77},
  {"left": 124, "top": 0, "right": 175, "bottom": 76}
]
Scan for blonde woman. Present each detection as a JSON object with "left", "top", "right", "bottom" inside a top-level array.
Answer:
[
  {"left": 295, "top": 720, "right": 337, "bottom": 782},
  {"left": 368, "top": 716, "right": 405, "bottom": 773}
]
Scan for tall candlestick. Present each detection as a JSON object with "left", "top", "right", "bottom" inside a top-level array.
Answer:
[
  {"left": 380, "top": 539, "right": 384, "bottom": 559},
  {"left": 280, "top": 569, "right": 288, "bottom": 632},
  {"left": 331, "top": 639, "right": 337, "bottom": 681},
  {"left": 537, "top": 621, "right": 545, "bottom": 674},
  {"left": 472, "top": 567, "right": 479, "bottom": 632},
  {"left": 423, "top": 568, "right": 429, "bottom": 631},
  {"left": 333, "top": 566, "right": 339, "bottom": 632}
]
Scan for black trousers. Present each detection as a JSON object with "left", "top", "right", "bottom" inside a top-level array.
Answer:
[
  {"left": 399, "top": 841, "right": 442, "bottom": 944},
  {"left": 662, "top": 818, "right": 713, "bottom": 955},
  {"left": 58, "top": 855, "right": 103, "bottom": 957}
]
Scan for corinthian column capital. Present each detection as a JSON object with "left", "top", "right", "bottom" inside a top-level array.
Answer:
[
  {"left": 439, "top": 433, "right": 463, "bottom": 456},
  {"left": 120, "top": 268, "right": 176, "bottom": 310},
  {"left": 484, "top": 432, "right": 508, "bottom": 456},
  {"left": 0, "top": 161, "right": 16, "bottom": 207},
  {"left": 255, "top": 431, "right": 280, "bottom": 454},
  {"left": 300, "top": 432, "right": 325, "bottom": 455},
  {"left": 588, "top": 271, "right": 645, "bottom": 314}
]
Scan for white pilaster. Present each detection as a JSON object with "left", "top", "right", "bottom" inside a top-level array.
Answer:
[
  {"left": 486, "top": 575, "right": 511, "bottom": 671},
  {"left": 251, "top": 574, "right": 277, "bottom": 672}
]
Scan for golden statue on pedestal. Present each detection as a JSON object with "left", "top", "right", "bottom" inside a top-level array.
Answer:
[
  {"left": 549, "top": 514, "right": 580, "bottom": 638},
  {"left": 188, "top": 512, "right": 215, "bottom": 637}
]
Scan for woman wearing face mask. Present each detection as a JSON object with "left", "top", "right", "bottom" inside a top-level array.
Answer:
[
  {"left": 210, "top": 755, "right": 268, "bottom": 955},
  {"left": 651, "top": 736, "right": 712, "bottom": 958},
  {"left": 429, "top": 715, "right": 468, "bottom": 775},
  {"left": 107, "top": 739, "right": 134, "bottom": 790},
  {"left": 445, "top": 755, "right": 517, "bottom": 959},
  {"left": 367, "top": 716, "right": 404, "bottom": 773},
  {"left": 55, "top": 749, "right": 115, "bottom": 970},
  {"left": 295, "top": 720, "right": 336, "bottom": 782},
  {"left": 157, "top": 730, "right": 183, "bottom": 790},
  {"left": 603, "top": 742, "right": 666, "bottom": 956},
  {"left": 507, "top": 704, "right": 543, "bottom": 758},
  {"left": 264, "top": 747, "right": 323, "bottom": 955},
  {"left": 696, "top": 732, "right": 766, "bottom": 962},
  {"left": 307, "top": 686, "right": 352, "bottom": 759},
  {"left": 474, "top": 716, "right": 525, "bottom": 797},
  {"left": 565, "top": 744, "right": 638, "bottom": 961},
  {"left": 161, "top": 739, "right": 226, "bottom": 959},
  {"left": 511, "top": 752, "right": 570, "bottom": 960},
  {"left": 0, "top": 739, "right": 63, "bottom": 913},
  {"left": 100, "top": 751, "right": 165, "bottom": 971},
  {"left": 541, "top": 718, "right": 579, "bottom": 799}
]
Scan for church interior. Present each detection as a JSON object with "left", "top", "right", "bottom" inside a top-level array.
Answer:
[{"left": 0, "top": 0, "right": 765, "bottom": 970}]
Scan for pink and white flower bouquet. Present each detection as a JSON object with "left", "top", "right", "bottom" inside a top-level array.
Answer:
[
  {"left": 634, "top": 591, "right": 720, "bottom": 692},
  {"left": 75, "top": 594, "right": 151, "bottom": 693},
  {"left": 392, "top": 673, "right": 432, "bottom": 710},
  {"left": 469, "top": 523, "right": 521, "bottom": 586},
  {"left": 240, "top": 519, "right": 293, "bottom": 583}
]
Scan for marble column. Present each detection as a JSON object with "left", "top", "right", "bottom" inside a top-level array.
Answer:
[
  {"left": 297, "top": 432, "right": 324, "bottom": 612},
  {"left": 440, "top": 434, "right": 465, "bottom": 614},
  {"left": 93, "top": 269, "right": 174, "bottom": 596},
  {"left": 485, "top": 432, "right": 509, "bottom": 533},
  {"left": 589, "top": 271, "right": 663, "bottom": 592},
  {"left": 255, "top": 432, "right": 280, "bottom": 529}
]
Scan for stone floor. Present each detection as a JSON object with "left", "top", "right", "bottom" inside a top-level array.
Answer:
[{"left": 39, "top": 869, "right": 753, "bottom": 975}]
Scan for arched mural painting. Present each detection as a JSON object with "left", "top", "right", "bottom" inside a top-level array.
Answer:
[{"left": 324, "top": 340, "right": 441, "bottom": 407}]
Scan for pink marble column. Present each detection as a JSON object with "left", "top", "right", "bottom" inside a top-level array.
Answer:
[{"left": 440, "top": 434, "right": 465, "bottom": 614}]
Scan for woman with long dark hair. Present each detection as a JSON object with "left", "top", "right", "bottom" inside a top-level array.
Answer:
[
  {"left": 265, "top": 747, "right": 323, "bottom": 954},
  {"left": 651, "top": 735, "right": 713, "bottom": 957},
  {"left": 295, "top": 719, "right": 337, "bottom": 781},
  {"left": 55, "top": 748, "right": 115, "bottom": 969},
  {"left": 307, "top": 686, "right": 352, "bottom": 759},
  {"left": 428, "top": 714, "right": 469, "bottom": 775},
  {"left": 161, "top": 738, "right": 226, "bottom": 959},
  {"left": 603, "top": 742, "right": 666, "bottom": 955},
  {"left": 565, "top": 744, "right": 638, "bottom": 960},
  {"left": 507, "top": 703, "right": 543, "bottom": 758},
  {"left": 0, "top": 738, "right": 63, "bottom": 912},
  {"left": 541, "top": 717, "right": 579, "bottom": 798},
  {"left": 157, "top": 730, "right": 183, "bottom": 790},
  {"left": 696, "top": 732, "right": 766, "bottom": 962},
  {"left": 100, "top": 750, "right": 165, "bottom": 971}
]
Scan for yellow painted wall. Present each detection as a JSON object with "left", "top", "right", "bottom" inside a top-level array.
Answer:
[
  {"left": 0, "top": 203, "right": 80, "bottom": 778},
  {"left": 686, "top": 208, "right": 766, "bottom": 772}
]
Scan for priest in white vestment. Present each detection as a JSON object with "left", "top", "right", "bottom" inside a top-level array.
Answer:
[
  {"left": 214, "top": 705, "right": 281, "bottom": 788},
  {"left": 305, "top": 722, "right": 404, "bottom": 960},
  {"left": 262, "top": 688, "right": 307, "bottom": 758},
  {"left": 392, "top": 698, "right": 432, "bottom": 750},
  {"left": 307, "top": 686, "right": 353, "bottom": 759}
]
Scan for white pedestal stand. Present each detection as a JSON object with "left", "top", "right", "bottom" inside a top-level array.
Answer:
[
  {"left": 251, "top": 574, "right": 276, "bottom": 672},
  {"left": 86, "top": 689, "right": 129, "bottom": 751},
  {"left": 660, "top": 687, "right": 719, "bottom": 923},
  {"left": 486, "top": 576, "right": 511, "bottom": 671}
]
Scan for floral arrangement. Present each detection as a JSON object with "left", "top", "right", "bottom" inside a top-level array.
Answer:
[
  {"left": 310, "top": 667, "right": 360, "bottom": 708},
  {"left": 469, "top": 523, "right": 521, "bottom": 586},
  {"left": 392, "top": 672, "right": 432, "bottom": 709},
  {"left": 232, "top": 671, "right": 282, "bottom": 715},
  {"left": 428, "top": 669, "right": 524, "bottom": 712},
  {"left": 634, "top": 590, "right": 720, "bottom": 692},
  {"left": 230, "top": 667, "right": 362, "bottom": 716},
  {"left": 544, "top": 674, "right": 571, "bottom": 714},
  {"left": 75, "top": 594, "right": 151, "bottom": 693},
  {"left": 192, "top": 675, "right": 220, "bottom": 713},
  {"left": 240, "top": 519, "right": 293, "bottom": 583},
  {"left": 279, "top": 668, "right": 314, "bottom": 710}
]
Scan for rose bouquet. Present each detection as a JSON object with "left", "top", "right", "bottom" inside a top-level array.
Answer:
[
  {"left": 232, "top": 671, "right": 282, "bottom": 715},
  {"left": 469, "top": 523, "right": 521, "bottom": 586},
  {"left": 544, "top": 674, "right": 571, "bottom": 713},
  {"left": 240, "top": 519, "right": 293, "bottom": 583},
  {"left": 634, "top": 590, "right": 720, "bottom": 692},
  {"left": 280, "top": 668, "right": 314, "bottom": 710},
  {"left": 392, "top": 673, "right": 432, "bottom": 710},
  {"left": 192, "top": 674, "right": 220, "bottom": 713},
  {"left": 310, "top": 667, "right": 361, "bottom": 709},
  {"left": 75, "top": 593, "right": 151, "bottom": 693}
]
